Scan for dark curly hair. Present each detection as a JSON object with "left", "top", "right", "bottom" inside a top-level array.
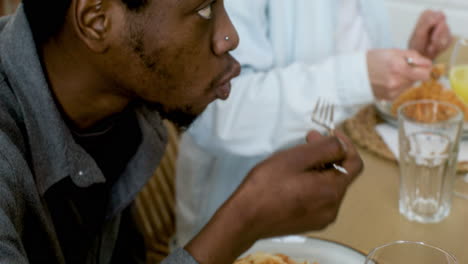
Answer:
[{"left": 23, "top": 0, "right": 149, "bottom": 44}]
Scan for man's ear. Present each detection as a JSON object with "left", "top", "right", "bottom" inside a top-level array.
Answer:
[{"left": 73, "top": 0, "right": 112, "bottom": 53}]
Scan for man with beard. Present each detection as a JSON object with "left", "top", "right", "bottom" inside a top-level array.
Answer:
[{"left": 0, "top": 0, "right": 363, "bottom": 263}]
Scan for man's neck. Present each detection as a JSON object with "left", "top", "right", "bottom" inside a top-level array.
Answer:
[{"left": 40, "top": 35, "right": 132, "bottom": 131}]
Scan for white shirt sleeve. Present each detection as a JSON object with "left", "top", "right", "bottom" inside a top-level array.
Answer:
[{"left": 186, "top": 0, "right": 374, "bottom": 157}]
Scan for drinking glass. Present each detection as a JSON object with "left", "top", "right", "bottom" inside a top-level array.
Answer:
[
  {"left": 398, "top": 100, "right": 463, "bottom": 223},
  {"left": 449, "top": 38, "right": 468, "bottom": 198},
  {"left": 365, "top": 241, "right": 457, "bottom": 264},
  {"left": 450, "top": 38, "right": 468, "bottom": 104}
]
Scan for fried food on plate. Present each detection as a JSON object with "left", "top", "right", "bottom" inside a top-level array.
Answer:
[
  {"left": 391, "top": 65, "right": 468, "bottom": 121},
  {"left": 430, "top": 63, "right": 447, "bottom": 80}
]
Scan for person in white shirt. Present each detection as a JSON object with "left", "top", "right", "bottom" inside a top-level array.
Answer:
[{"left": 174, "top": 0, "right": 452, "bottom": 247}]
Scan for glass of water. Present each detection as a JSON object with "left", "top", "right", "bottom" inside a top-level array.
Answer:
[
  {"left": 365, "top": 241, "right": 457, "bottom": 264},
  {"left": 398, "top": 100, "right": 463, "bottom": 223}
]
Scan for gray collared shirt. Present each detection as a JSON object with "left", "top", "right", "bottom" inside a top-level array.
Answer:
[{"left": 0, "top": 5, "right": 197, "bottom": 264}]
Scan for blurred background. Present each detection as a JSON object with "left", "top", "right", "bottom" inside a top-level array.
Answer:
[
  {"left": 0, "top": 0, "right": 467, "bottom": 46},
  {"left": 387, "top": 0, "right": 468, "bottom": 47}
]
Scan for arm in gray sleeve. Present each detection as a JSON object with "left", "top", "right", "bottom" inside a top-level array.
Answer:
[{"left": 0, "top": 152, "right": 29, "bottom": 263}]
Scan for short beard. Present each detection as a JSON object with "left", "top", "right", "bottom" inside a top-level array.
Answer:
[
  {"left": 145, "top": 102, "right": 198, "bottom": 130},
  {"left": 126, "top": 16, "right": 199, "bottom": 130}
]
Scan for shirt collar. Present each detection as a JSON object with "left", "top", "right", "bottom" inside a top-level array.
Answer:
[
  {"left": 0, "top": 5, "right": 168, "bottom": 205},
  {"left": 0, "top": 5, "right": 106, "bottom": 195}
]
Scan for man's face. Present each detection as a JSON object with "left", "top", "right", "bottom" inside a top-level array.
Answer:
[{"left": 107, "top": 0, "right": 240, "bottom": 128}]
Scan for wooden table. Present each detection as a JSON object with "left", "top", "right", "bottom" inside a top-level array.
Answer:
[{"left": 308, "top": 148, "right": 468, "bottom": 263}]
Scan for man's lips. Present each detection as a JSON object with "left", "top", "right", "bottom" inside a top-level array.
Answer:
[
  {"left": 215, "top": 82, "right": 232, "bottom": 100},
  {"left": 215, "top": 62, "right": 241, "bottom": 100}
]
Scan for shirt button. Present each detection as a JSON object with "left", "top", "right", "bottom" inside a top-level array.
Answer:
[{"left": 78, "top": 170, "right": 84, "bottom": 176}]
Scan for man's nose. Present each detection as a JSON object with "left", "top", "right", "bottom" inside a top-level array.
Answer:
[{"left": 213, "top": 11, "right": 239, "bottom": 55}]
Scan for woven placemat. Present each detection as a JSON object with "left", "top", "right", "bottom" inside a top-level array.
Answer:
[{"left": 343, "top": 104, "right": 468, "bottom": 173}]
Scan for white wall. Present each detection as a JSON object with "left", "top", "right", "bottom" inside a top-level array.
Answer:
[{"left": 385, "top": 0, "right": 468, "bottom": 48}]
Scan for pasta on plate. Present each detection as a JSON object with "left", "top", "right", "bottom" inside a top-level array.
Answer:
[{"left": 234, "top": 252, "right": 317, "bottom": 264}]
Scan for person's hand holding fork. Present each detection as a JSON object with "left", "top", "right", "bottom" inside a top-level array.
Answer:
[
  {"left": 367, "top": 10, "right": 453, "bottom": 101},
  {"left": 187, "top": 130, "right": 363, "bottom": 264},
  {"left": 311, "top": 98, "right": 349, "bottom": 175},
  {"left": 367, "top": 49, "right": 433, "bottom": 101}
]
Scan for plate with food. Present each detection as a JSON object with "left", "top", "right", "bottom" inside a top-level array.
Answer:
[
  {"left": 236, "top": 236, "right": 366, "bottom": 264},
  {"left": 374, "top": 64, "right": 468, "bottom": 134}
]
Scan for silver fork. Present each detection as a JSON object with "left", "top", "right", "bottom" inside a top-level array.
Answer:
[
  {"left": 312, "top": 98, "right": 335, "bottom": 134},
  {"left": 311, "top": 98, "right": 349, "bottom": 175}
]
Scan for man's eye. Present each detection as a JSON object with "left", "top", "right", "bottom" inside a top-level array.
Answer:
[{"left": 197, "top": 4, "right": 212, "bottom": 19}]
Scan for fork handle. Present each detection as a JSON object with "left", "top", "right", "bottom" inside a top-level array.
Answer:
[{"left": 333, "top": 163, "right": 349, "bottom": 175}]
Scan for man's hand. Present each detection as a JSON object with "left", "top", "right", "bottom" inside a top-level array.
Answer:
[
  {"left": 186, "top": 131, "right": 363, "bottom": 264},
  {"left": 367, "top": 49, "right": 432, "bottom": 100},
  {"left": 239, "top": 131, "right": 363, "bottom": 237},
  {"left": 409, "top": 10, "right": 453, "bottom": 60}
]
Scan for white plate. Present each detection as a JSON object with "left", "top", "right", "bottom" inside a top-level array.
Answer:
[
  {"left": 374, "top": 99, "right": 398, "bottom": 126},
  {"left": 240, "top": 236, "right": 366, "bottom": 264}
]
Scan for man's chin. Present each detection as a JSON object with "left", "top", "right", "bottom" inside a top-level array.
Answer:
[
  {"left": 146, "top": 102, "right": 201, "bottom": 130},
  {"left": 162, "top": 111, "right": 198, "bottom": 130}
]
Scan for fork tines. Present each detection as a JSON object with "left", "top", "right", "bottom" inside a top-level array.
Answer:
[{"left": 311, "top": 98, "right": 335, "bottom": 133}]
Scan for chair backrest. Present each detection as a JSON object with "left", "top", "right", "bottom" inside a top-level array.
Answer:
[{"left": 133, "top": 120, "right": 179, "bottom": 263}]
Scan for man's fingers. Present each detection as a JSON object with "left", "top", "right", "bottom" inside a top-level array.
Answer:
[
  {"left": 333, "top": 131, "right": 363, "bottom": 181},
  {"left": 300, "top": 132, "right": 363, "bottom": 198},
  {"left": 333, "top": 131, "right": 353, "bottom": 156},
  {"left": 306, "top": 130, "right": 324, "bottom": 143},
  {"left": 282, "top": 136, "right": 346, "bottom": 171}
]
